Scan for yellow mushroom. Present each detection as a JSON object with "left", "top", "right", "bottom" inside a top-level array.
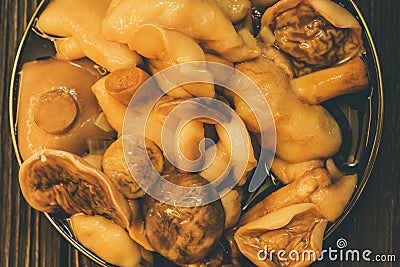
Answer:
[
  {"left": 235, "top": 203, "right": 327, "bottom": 267},
  {"left": 220, "top": 189, "right": 242, "bottom": 230},
  {"left": 239, "top": 167, "right": 358, "bottom": 225},
  {"left": 17, "top": 58, "right": 115, "bottom": 160},
  {"left": 271, "top": 157, "right": 325, "bottom": 184},
  {"left": 236, "top": 54, "right": 342, "bottom": 163},
  {"left": 53, "top": 37, "right": 85, "bottom": 60},
  {"left": 37, "top": 0, "right": 141, "bottom": 71},
  {"left": 102, "top": 137, "right": 164, "bottom": 199},
  {"left": 261, "top": 0, "right": 364, "bottom": 76},
  {"left": 290, "top": 57, "right": 369, "bottom": 104},
  {"left": 214, "top": 0, "right": 252, "bottom": 24},
  {"left": 130, "top": 24, "right": 215, "bottom": 98},
  {"left": 200, "top": 123, "right": 257, "bottom": 187},
  {"left": 102, "top": 0, "right": 260, "bottom": 62},
  {"left": 70, "top": 213, "right": 152, "bottom": 267},
  {"left": 92, "top": 76, "right": 127, "bottom": 133},
  {"left": 105, "top": 66, "right": 151, "bottom": 106}
]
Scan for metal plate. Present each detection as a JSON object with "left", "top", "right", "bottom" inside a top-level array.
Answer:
[{"left": 9, "top": 0, "right": 383, "bottom": 266}]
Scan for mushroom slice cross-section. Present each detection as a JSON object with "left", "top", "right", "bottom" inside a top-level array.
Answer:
[{"left": 18, "top": 149, "right": 132, "bottom": 229}]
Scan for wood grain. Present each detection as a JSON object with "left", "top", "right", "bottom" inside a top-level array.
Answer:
[{"left": 0, "top": 1, "right": 399, "bottom": 267}]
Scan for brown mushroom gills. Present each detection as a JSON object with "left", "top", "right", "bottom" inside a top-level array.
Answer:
[
  {"left": 18, "top": 149, "right": 132, "bottom": 229},
  {"left": 34, "top": 89, "right": 78, "bottom": 134},
  {"left": 235, "top": 203, "right": 327, "bottom": 267},
  {"left": 264, "top": 0, "right": 363, "bottom": 76}
]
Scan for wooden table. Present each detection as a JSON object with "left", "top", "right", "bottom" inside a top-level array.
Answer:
[{"left": 1, "top": 1, "right": 399, "bottom": 266}]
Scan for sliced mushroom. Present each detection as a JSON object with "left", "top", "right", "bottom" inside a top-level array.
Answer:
[
  {"left": 102, "top": 137, "right": 163, "bottom": 199},
  {"left": 19, "top": 149, "right": 132, "bottom": 229},
  {"left": 70, "top": 213, "right": 152, "bottom": 267},
  {"left": 143, "top": 173, "right": 225, "bottom": 265},
  {"left": 18, "top": 58, "right": 115, "bottom": 160},
  {"left": 234, "top": 203, "right": 327, "bottom": 267},
  {"left": 37, "top": 0, "right": 141, "bottom": 71},
  {"left": 261, "top": 0, "right": 364, "bottom": 76}
]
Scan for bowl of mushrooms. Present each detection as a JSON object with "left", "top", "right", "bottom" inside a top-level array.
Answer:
[{"left": 10, "top": 0, "right": 383, "bottom": 266}]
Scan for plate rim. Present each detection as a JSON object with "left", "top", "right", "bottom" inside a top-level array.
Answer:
[{"left": 8, "top": 0, "right": 384, "bottom": 265}]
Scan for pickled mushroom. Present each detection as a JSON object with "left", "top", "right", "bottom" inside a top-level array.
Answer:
[
  {"left": 271, "top": 157, "right": 324, "bottom": 184},
  {"left": 33, "top": 89, "right": 78, "bottom": 134},
  {"left": 102, "top": 0, "right": 260, "bottom": 62},
  {"left": 262, "top": 0, "right": 364, "bottom": 76},
  {"left": 19, "top": 149, "right": 132, "bottom": 229},
  {"left": 105, "top": 66, "right": 151, "bottom": 106},
  {"left": 92, "top": 76, "right": 127, "bottom": 133},
  {"left": 235, "top": 55, "right": 342, "bottom": 163},
  {"left": 234, "top": 203, "right": 327, "bottom": 267},
  {"left": 221, "top": 189, "right": 242, "bottom": 230},
  {"left": 17, "top": 58, "right": 115, "bottom": 160},
  {"left": 143, "top": 173, "right": 225, "bottom": 265},
  {"left": 239, "top": 168, "right": 358, "bottom": 225},
  {"left": 290, "top": 57, "right": 369, "bottom": 104},
  {"left": 37, "top": 0, "right": 141, "bottom": 71},
  {"left": 102, "top": 137, "right": 164, "bottom": 199},
  {"left": 214, "top": 0, "right": 252, "bottom": 24},
  {"left": 185, "top": 245, "right": 224, "bottom": 267},
  {"left": 70, "top": 213, "right": 152, "bottom": 267},
  {"left": 200, "top": 122, "right": 257, "bottom": 187}
]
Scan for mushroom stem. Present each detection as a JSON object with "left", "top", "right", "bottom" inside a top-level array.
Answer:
[
  {"left": 92, "top": 76, "right": 127, "bottom": 133},
  {"left": 105, "top": 66, "right": 150, "bottom": 106},
  {"left": 290, "top": 57, "right": 369, "bottom": 104},
  {"left": 34, "top": 89, "right": 78, "bottom": 134}
]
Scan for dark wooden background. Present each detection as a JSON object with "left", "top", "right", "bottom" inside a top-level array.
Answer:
[{"left": 1, "top": 0, "right": 399, "bottom": 266}]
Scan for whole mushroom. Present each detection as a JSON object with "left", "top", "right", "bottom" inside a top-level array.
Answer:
[{"left": 143, "top": 173, "right": 225, "bottom": 265}]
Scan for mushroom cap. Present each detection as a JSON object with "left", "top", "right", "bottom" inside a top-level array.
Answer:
[
  {"left": 261, "top": 0, "right": 363, "bottom": 75},
  {"left": 19, "top": 149, "right": 132, "bottom": 229},
  {"left": 143, "top": 173, "right": 225, "bottom": 265},
  {"left": 235, "top": 203, "right": 327, "bottom": 267},
  {"left": 69, "top": 213, "right": 148, "bottom": 267},
  {"left": 262, "top": 0, "right": 361, "bottom": 30}
]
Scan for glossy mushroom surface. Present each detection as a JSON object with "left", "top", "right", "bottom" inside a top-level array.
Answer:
[{"left": 17, "top": 58, "right": 115, "bottom": 160}]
